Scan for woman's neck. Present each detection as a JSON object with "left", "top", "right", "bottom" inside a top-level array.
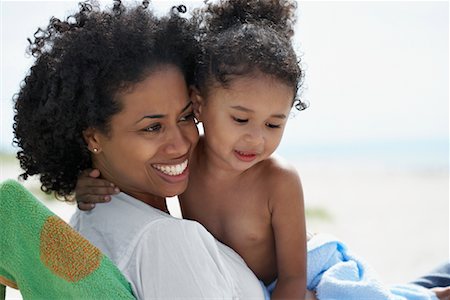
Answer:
[
  {"left": 92, "top": 159, "right": 169, "bottom": 214},
  {"left": 126, "top": 191, "right": 169, "bottom": 213}
]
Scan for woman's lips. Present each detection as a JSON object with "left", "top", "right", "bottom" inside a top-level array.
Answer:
[{"left": 152, "top": 159, "right": 189, "bottom": 183}]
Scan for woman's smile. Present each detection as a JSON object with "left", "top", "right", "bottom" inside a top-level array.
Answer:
[{"left": 152, "top": 159, "right": 190, "bottom": 183}]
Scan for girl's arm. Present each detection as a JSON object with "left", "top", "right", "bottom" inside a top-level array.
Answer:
[
  {"left": 75, "top": 169, "right": 119, "bottom": 210},
  {"left": 268, "top": 165, "right": 307, "bottom": 299}
]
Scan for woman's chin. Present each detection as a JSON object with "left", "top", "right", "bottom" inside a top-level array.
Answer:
[
  {"left": 151, "top": 166, "right": 190, "bottom": 196},
  {"left": 160, "top": 181, "right": 188, "bottom": 197}
]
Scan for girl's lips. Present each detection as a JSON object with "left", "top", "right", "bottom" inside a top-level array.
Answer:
[{"left": 234, "top": 150, "right": 257, "bottom": 162}]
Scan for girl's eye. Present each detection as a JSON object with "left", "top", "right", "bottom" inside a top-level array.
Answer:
[
  {"left": 266, "top": 123, "right": 281, "bottom": 129},
  {"left": 143, "top": 123, "right": 162, "bottom": 132},
  {"left": 179, "top": 112, "right": 196, "bottom": 122},
  {"left": 232, "top": 117, "right": 248, "bottom": 124}
]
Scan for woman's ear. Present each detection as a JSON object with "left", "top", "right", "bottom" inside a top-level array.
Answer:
[
  {"left": 189, "top": 86, "right": 204, "bottom": 121},
  {"left": 82, "top": 127, "right": 102, "bottom": 154}
]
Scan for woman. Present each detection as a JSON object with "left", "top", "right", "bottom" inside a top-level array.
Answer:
[{"left": 13, "top": 1, "right": 265, "bottom": 298}]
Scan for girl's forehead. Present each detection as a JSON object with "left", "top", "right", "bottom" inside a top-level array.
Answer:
[
  {"left": 219, "top": 72, "right": 292, "bottom": 91},
  {"left": 211, "top": 74, "right": 293, "bottom": 98},
  {"left": 206, "top": 76, "right": 294, "bottom": 112}
]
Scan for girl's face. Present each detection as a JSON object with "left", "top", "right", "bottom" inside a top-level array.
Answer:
[
  {"left": 84, "top": 65, "right": 199, "bottom": 203},
  {"left": 195, "top": 73, "right": 294, "bottom": 172}
]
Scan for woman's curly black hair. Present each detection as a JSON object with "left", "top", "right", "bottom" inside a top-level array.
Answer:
[
  {"left": 193, "top": 0, "right": 307, "bottom": 110},
  {"left": 13, "top": 1, "right": 199, "bottom": 199}
]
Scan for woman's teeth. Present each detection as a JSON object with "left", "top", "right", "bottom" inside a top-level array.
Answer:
[{"left": 153, "top": 160, "right": 188, "bottom": 176}]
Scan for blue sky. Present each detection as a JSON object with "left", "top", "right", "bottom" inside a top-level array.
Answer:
[
  {"left": 288, "top": 1, "right": 448, "bottom": 142},
  {"left": 1, "top": 1, "right": 448, "bottom": 167}
]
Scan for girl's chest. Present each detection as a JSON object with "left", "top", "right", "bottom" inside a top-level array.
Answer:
[{"left": 183, "top": 182, "right": 273, "bottom": 248}]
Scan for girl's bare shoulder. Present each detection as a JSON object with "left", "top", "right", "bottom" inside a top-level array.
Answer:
[{"left": 256, "top": 155, "right": 302, "bottom": 192}]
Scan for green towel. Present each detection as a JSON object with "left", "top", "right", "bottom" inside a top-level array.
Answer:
[
  {"left": 0, "top": 284, "right": 5, "bottom": 300},
  {"left": 0, "top": 179, "right": 136, "bottom": 300}
]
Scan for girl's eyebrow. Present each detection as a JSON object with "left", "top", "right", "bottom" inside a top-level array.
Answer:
[
  {"left": 136, "top": 101, "right": 192, "bottom": 123},
  {"left": 230, "top": 105, "right": 286, "bottom": 119}
]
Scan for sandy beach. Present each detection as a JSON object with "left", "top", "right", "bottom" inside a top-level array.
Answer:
[
  {"left": 1, "top": 157, "right": 448, "bottom": 299},
  {"left": 298, "top": 160, "right": 448, "bottom": 286}
]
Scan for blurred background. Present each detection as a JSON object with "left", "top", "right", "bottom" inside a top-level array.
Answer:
[{"left": 1, "top": 1, "right": 448, "bottom": 298}]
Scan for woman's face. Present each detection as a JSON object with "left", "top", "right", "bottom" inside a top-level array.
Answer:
[{"left": 85, "top": 65, "right": 199, "bottom": 203}]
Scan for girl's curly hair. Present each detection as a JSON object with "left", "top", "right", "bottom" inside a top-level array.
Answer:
[
  {"left": 193, "top": 0, "right": 307, "bottom": 111},
  {"left": 13, "top": 1, "right": 199, "bottom": 199}
]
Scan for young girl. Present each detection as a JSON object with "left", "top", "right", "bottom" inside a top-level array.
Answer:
[{"left": 76, "top": 0, "right": 308, "bottom": 298}]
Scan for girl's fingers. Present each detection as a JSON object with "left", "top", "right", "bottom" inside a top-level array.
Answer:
[
  {"left": 79, "top": 169, "right": 115, "bottom": 188},
  {"left": 88, "top": 169, "right": 101, "bottom": 178},
  {"left": 79, "top": 186, "right": 119, "bottom": 197},
  {"left": 78, "top": 202, "right": 96, "bottom": 211},
  {"left": 76, "top": 194, "right": 112, "bottom": 204},
  {"left": 78, "top": 177, "right": 115, "bottom": 188}
]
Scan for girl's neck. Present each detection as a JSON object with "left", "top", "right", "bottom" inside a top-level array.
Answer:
[{"left": 194, "top": 137, "right": 246, "bottom": 183}]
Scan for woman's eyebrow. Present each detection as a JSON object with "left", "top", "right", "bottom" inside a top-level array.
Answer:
[
  {"left": 180, "top": 101, "right": 193, "bottom": 113},
  {"left": 141, "top": 114, "right": 164, "bottom": 119},
  {"left": 136, "top": 101, "right": 193, "bottom": 123},
  {"left": 136, "top": 114, "right": 165, "bottom": 123}
]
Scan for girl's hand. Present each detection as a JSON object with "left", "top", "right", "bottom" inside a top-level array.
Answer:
[
  {"left": 75, "top": 169, "right": 120, "bottom": 211},
  {"left": 432, "top": 287, "right": 450, "bottom": 300},
  {"left": 305, "top": 290, "right": 318, "bottom": 300}
]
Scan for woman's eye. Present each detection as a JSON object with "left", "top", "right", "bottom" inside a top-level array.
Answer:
[
  {"left": 143, "top": 123, "right": 162, "bottom": 132},
  {"left": 232, "top": 117, "right": 248, "bottom": 124},
  {"left": 266, "top": 123, "right": 281, "bottom": 129},
  {"left": 179, "top": 112, "right": 196, "bottom": 122}
]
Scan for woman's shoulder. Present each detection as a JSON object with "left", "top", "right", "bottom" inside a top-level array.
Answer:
[
  {"left": 140, "top": 217, "right": 214, "bottom": 245},
  {"left": 70, "top": 193, "right": 180, "bottom": 265},
  {"left": 110, "top": 194, "right": 215, "bottom": 254},
  {"left": 122, "top": 214, "right": 265, "bottom": 299},
  {"left": 124, "top": 218, "right": 251, "bottom": 299}
]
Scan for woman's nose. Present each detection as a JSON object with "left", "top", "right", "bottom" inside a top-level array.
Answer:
[{"left": 163, "top": 126, "right": 191, "bottom": 156}]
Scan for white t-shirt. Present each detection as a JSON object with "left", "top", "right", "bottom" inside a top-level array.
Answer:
[{"left": 70, "top": 192, "right": 264, "bottom": 299}]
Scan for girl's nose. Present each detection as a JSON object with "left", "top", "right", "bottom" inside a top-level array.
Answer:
[{"left": 244, "top": 126, "right": 264, "bottom": 145}]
